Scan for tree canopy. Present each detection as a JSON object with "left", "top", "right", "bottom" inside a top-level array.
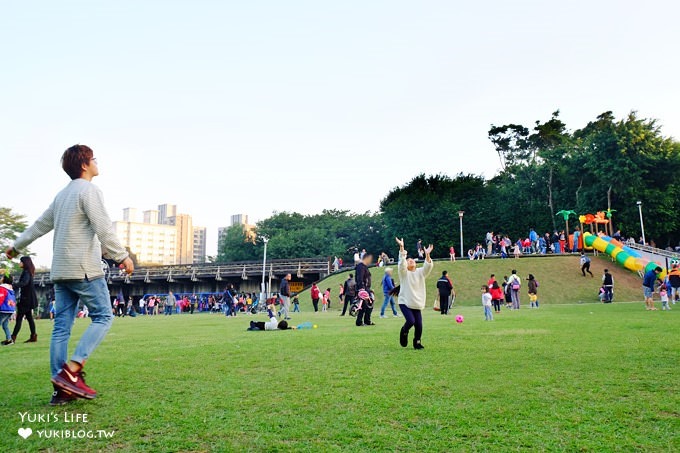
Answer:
[{"left": 217, "top": 110, "right": 679, "bottom": 261}]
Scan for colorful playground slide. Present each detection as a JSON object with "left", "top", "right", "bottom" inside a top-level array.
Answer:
[{"left": 583, "top": 233, "right": 667, "bottom": 279}]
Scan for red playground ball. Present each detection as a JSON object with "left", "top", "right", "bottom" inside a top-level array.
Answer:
[{"left": 455, "top": 315, "right": 464, "bottom": 324}]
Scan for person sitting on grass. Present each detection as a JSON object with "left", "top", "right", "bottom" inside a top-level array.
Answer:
[
  {"left": 247, "top": 305, "right": 296, "bottom": 331},
  {"left": 395, "top": 237, "right": 433, "bottom": 350}
]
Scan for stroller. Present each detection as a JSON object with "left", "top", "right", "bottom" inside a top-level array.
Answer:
[{"left": 350, "top": 290, "right": 374, "bottom": 317}]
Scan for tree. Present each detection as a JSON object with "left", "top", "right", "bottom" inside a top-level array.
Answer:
[
  {"left": 490, "top": 110, "right": 680, "bottom": 247},
  {"left": 0, "top": 207, "right": 28, "bottom": 272},
  {"left": 380, "top": 174, "right": 493, "bottom": 257},
  {"left": 217, "top": 225, "right": 258, "bottom": 262},
  {"left": 0, "top": 206, "right": 28, "bottom": 253}
]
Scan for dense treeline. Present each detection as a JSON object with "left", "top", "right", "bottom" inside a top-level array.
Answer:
[{"left": 218, "top": 111, "right": 680, "bottom": 262}]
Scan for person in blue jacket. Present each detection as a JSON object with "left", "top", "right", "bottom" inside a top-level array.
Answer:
[
  {"left": 379, "top": 268, "right": 398, "bottom": 318},
  {"left": 0, "top": 273, "right": 17, "bottom": 345},
  {"left": 642, "top": 266, "right": 662, "bottom": 311}
]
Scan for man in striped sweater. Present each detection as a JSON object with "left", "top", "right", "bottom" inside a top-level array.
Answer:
[{"left": 6, "top": 145, "right": 134, "bottom": 405}]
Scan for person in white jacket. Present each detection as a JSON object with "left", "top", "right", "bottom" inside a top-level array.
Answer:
[{"left": 396, "top": 237, "right": 434, "bottom": 350}]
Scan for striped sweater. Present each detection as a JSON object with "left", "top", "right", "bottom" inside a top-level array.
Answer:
[{"left": 13, "top": 179, "right": 128, "bottom": 282}]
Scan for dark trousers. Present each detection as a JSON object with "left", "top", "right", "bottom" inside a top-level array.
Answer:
[
  {"left": 439, "top": 293, "right": 450, "bottom": 314},
  {"left": 603, "top": 285, "right": 613, "bottom": 302},
  {"left": 190, "top": 304, "right": 195, "bottom": 314},
  {"left": 492, "top": 299, "right": 502, "bottom": 312},
  {"left": 341, "top": 295, "right": 352, "bottom": 315},
  {"left": 250, "top": 321, "right": 266, "bottom": 330},
  {"left": 399, "top": 305, "right": 422, "bottom": 342},
  {"left": 356, "top": 304, "right": 373, "bottom": 326},
  {"left": 582, "top": 262, "right": 593, "bottom": 276},
  {"left": 12, "top": 310, "right": 36, "bottom": 337},
  {"left": 312, "top": 298, "right": 319, "bottom": 312}
]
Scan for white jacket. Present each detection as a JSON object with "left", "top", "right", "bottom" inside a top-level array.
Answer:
[{"left": 397, "top": 250, "right": 434, "bottom": 310}]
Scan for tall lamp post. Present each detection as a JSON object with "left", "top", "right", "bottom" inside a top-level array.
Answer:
[
  {"left": 260, "top": 236, "right": 269, "bottom": 302},
  {"left": 636, "top": 201, "right": 646, "bottom": 245},
  {"left": 458, "top": 211, "right": 465, "bottom": 259}
]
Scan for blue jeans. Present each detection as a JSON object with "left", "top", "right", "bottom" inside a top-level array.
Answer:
[
  {"left": 52, "top": 278, "right": 114, "bottom": 377},
  {"left": 0, "top": 313, "right": 12, "bottom": 340},
  {"left": 380, "top": 293, "right": 397, "bottom": 316},
  {"left": 165, "top": 305, "right": 173, "bottom": 315},
  {"left": 484, "top": 306, "right": 493, "bottom": 320}
]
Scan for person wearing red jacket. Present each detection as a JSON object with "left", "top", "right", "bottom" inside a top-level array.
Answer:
[
  {"left": 490, "top": 281, "right": 504, "bottom": 313},
  {"left": 310, "top": 283, "right": 320, "bottom": 313}
]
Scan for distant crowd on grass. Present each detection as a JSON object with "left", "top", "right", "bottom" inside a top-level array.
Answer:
[{"left": 118, "top": 286, "right": 267, "bottom": 318}]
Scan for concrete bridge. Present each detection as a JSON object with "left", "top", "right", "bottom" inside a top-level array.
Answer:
[{"left": 33, "top": 258, "right": 332, "bottom": 305}]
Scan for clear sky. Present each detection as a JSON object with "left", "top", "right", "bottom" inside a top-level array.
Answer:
[{"left": 2, "top": 1, "right": 678, "bottom": 267}]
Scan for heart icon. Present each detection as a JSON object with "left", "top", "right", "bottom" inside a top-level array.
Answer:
[{"left": 18, "top": 427, "right": 33, "bottom": 439}]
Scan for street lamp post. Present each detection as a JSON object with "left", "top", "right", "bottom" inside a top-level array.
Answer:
[
  {"left": 260, "top": 236, "right": 269, "bottom": 302},
  {"left": 636, "top": 201, "right": 646, "bottom": 245},
  {"left": 458, "top": 211, "right": 465, "bottom": 259}
]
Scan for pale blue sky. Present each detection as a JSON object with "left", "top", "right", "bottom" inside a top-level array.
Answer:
[{"left": 2, "top": 1, "right": 678, "bottom": 266}]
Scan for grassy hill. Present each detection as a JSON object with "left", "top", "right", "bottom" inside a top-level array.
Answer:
[{"left": 296, "top": 255, "right": 644, "bottom": 309}]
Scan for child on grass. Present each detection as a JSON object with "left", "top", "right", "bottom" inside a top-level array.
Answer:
[
  {"left": 323, "top": 288, "right": 331, "bottom": 311},
  {"left": 292, "top": 297, "right": 300, "bottom": 313},
  {"left": 0, "top": 274, "right": 17, "bottom": 345},
  {"left": 482, "top": 285, "right": 493, "bottom": 321},
  {"left": 490, "top": 281, "right": 503, "bottom": 313},
  {"left": 247, "top": 305, "right": 296, "bottom": 331},
  {"left": 660, "top": 285, "right": 670, "bottom": 311},
  {"left": 527, "top": 274, "right": 539, "bottom": 308}
]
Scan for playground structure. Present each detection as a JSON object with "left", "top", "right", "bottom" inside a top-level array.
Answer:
[{"left": 583, "top": 232, "right": 668, "bottom": 280}]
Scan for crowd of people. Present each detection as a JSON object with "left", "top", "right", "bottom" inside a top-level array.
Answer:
[{"left": 465, "top": 228, "right": 654, "bottom": 261}]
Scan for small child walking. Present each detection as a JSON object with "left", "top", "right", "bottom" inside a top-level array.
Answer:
[
  {"left": 321, "top": 292, "right": 328, "bottom": 312},
  {"left": 292, "top": 297, "right": 300, "bottom": 313},
  {"left": 482, "top": 285, "right": 493, "bottom": 321},
  {"left": 527, "top": 274, "right": 539, "bottom": 308},
  {"left": 660, "top": 285, "right": 671, "bottom": 311}
]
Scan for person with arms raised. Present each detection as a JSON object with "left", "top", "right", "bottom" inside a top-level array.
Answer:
[{"left": 396, "top": 237, "right": 433, "bottom": 349}]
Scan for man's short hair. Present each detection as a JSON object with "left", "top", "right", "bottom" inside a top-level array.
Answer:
[
  {"left": 61, "top": 144, "right": 94, "bottom": 180},
  {"left": 655, "top": 267, "right": 663, "bottom": 273},
  {"left": 442, "top": 270, "right": 448, "bottom": 276}
]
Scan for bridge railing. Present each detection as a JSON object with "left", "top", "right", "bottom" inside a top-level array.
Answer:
[{"left": 34, "top": 258, "right": 331, "bottom": 285}]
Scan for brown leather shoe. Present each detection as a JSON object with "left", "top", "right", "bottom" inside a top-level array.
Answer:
[{"left": 24, "top": 334, "right": 37, "bottom": 343}]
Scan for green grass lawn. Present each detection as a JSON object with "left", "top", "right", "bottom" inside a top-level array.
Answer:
[{"left": 1, "top": 297, "right": 678, "bottom": 451}]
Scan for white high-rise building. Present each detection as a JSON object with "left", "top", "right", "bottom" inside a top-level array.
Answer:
[
  {"left": 193, "top": 227, "right": 207, "bottom": 264},
  {"left": 158, "top": 204, "right": 177, "bottom": 225},
  {"left": 113, "top": 219, "right": 177, "bottom": 266},
  {"left": 115, "top": 204, "right": 203, "bottom": 266},
  {"left": 231, "top": 214, "right": 248, "bottom": 226},
  {"left": 143, "top": 210, "right": 160, "bottom": 225},
  {"left": 123, "top": 208, "right": 139, "bottom": 223}
]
